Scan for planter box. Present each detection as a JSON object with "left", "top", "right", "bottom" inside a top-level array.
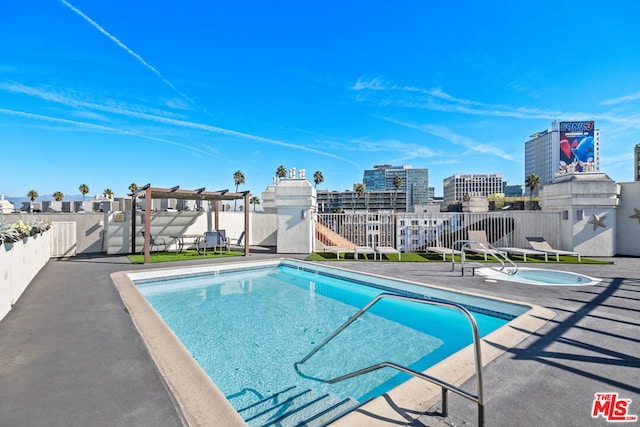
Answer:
[{"left": 0, "top": 231, "right": 51, "bottom": 322}]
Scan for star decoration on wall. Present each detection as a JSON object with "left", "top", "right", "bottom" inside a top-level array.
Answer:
[
  {"left": 630, "top": 208, "right": 640, "bottom": 224},
  {"left": 588, "top": 214, "right": 607, "bottom": 231}
]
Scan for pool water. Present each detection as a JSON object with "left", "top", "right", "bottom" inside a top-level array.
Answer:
[{"left": 135, "top": 263, "right": 518, "bottom": 410}]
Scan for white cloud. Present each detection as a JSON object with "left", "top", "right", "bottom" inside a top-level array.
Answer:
[
  {"left": 0, "top": 107, "right": 213, "bottom": 157},
  {"left": 600, "top": 91, "right": 640, "bottom": 106},
  {"left": 353, "top": 77, "right": 640, "bottom": 129},
  {"left": 0, "top": 82, "right": 358, "bottom": 164},
  {"left": 350, "top": 77, "right": 390, "bottom": 91},
  {"left": 383, "top": 117, "right": 516, "bottom": 162}
]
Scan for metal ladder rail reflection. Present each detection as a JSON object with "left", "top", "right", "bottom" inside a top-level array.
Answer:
[
  {"left": 452, "top": 239, "right": 518, "bottom": 275},
  {"left": 293, "top": 293, "right": 485, "bottom": 427}
]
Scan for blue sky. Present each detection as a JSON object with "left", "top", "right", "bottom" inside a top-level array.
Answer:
[{"left": 1, "top": 1, "right": 639, "bottom": 199}]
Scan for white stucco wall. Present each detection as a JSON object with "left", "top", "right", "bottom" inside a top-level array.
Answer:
[
  {"left": 103, "top": 210, "right": 278, "bottom": 254},
  {"left": 0, "top": 231, "right": 51, "bottom": 322},
  {"left": 540, "top": 173, "right": 618, "bottom": 255},
  {"left": 274, "top": 178, "right": 316, "bottom": 254},
  {"left": 616, "top": 182, "right": 640, "bottom": 256}
]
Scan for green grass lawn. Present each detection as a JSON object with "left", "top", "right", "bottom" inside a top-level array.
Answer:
[
  {"left": 305, "top": 251, "right": 611, "bottom": 264},
  {"left": 127, "top": 249, "right": 244, "bottom": 264}
]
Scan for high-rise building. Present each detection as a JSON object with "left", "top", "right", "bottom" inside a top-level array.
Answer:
[
  {"left": 442, "top": 173, "right": 503, "bottom": 207},
  {"left": 362, "top": 164, "right": 430, "bottom": 211},
  {"left": 316, "top": 164, "right": 430, "bottom": 213},
  {"left": 525, "top": 121, "right": 600, "bottom": 191},
  {"left": 635, "top": 144, "right": 640, "bottom": 181}
]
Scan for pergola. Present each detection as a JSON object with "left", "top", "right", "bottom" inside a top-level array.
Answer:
[{"left": 130, "top": 184, "right": 251, "bottom": 264}]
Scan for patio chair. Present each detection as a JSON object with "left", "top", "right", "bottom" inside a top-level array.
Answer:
[
  {"left": 466, "top": 230, "right": 508, "bottom": 261},
  {"left": 197, "top": 231, "right": 225, "bottom": 255},
  {"left": 140, "top": 230, "right": 167, "bottom": 253},
  {"left": 216, "top": 229, "right": 231, "bottom": 253},
  {"left": 525, "top": 237, "right": 581, "bottom": 262},
  {"left": 228, "top": 231, "right": 245, "bottom": 250}
]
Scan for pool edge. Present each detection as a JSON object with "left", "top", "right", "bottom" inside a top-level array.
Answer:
[{"left": 111, "top": 271, "right": 247, "bottom": 427}]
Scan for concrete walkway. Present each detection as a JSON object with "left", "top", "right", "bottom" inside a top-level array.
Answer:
[
  {"left": 334, "top": 258, "right": 640, "bottom": 427},
  {"left": 1, "top": 254, "right": 638, "bottom": 426}
]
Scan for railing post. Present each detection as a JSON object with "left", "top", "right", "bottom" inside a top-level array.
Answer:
[{"left": 441, "top": 387, "right": 448, "bottom": 417}]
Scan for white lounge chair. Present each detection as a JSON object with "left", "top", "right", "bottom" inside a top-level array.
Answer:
[
  {"left": 466, "top": 230, "right": 508, "bottom": 260},
  {"left": 375, "top": 245, "right": 401, "bottom": 261},
  {"left": 525, "top": 237, "right": 581, "bottom": 262},
  {"left": 496, "top": 246, "right": 548, "bottom": 262},
  {"left": 355, "top": 246, "right": 376, "bottom": 260},
  {"left": 427, "top": 246, "right": 464, "bottom": 261},
  {"left": 323, "top": 245, "right": 355, "bottom": 260}
]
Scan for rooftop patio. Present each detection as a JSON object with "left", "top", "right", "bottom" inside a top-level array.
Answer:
[{"left": 0, "top": 254, "right": 638, "bottom": 426}]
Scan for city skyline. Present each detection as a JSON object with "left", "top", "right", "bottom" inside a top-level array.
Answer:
[{"left": 2, "top": 1, "right": 639, "bottom": 199}]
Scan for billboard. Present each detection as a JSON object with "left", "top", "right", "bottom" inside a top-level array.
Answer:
[{"left": 559, "top": 121, "right": 595, "bottom": 173}]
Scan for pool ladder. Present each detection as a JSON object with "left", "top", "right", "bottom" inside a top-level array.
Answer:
[
  {"left": 453, "top": 239, "right": 518, "bottom": 276},
  {"left": 294, "top": 293, "right": 485, "bottom": 426}
]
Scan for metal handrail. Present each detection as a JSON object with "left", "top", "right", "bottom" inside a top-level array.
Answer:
[
  {"left": 293, "top": 293, "right": 485, "bottom": 426},
  {"left": 452, "top": 239, "right": 518, "bottom": 275}
]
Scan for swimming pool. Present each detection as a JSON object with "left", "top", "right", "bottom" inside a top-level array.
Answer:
[
  {"left": 477, "top": 267, "right": 601, "bottom": 286},
  {"left": 118, "top": 260, "right": 550, "bottom": 426}
]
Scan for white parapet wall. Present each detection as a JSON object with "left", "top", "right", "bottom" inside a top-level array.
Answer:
[
  {"left": 274, "top": 177, "right": 316, "bottom": 254},
  {"left": 103, "top": 210, "right": 278, "bottom": 254},
  {"left": 0, "top": 231, "right": 51, "bottom": 322},
  {"left": 540, "top": 172, "right": 619, "bottom": 256},
  {"left": 616, "top": 181, "right": 640, "bottom": 256}
]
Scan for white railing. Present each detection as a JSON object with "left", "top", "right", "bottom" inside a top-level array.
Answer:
[
  {"left": 316, "top": 211, "right": 561, "bottom": 253},
  {"left": 315, "top": 212, "right": 396, "bottom": 249}
]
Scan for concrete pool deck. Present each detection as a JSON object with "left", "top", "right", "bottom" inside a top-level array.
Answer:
[{"left": 1, "top": 253, "right": 639, "bottom": 426}]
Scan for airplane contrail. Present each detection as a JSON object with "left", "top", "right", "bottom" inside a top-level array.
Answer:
[{"left": 60, "top": 0, "right": 196, "bottom": 106}]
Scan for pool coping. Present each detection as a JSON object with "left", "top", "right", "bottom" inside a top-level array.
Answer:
[{"left": 111, "top": 258, "right": 556, "bottom": 426}]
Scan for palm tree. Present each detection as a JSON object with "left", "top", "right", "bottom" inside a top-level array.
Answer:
[
  {"left": 525, "top": 173, "right": 541, "bottom": 210},
  {"left": 27, "top": 189, "right": 39, "bottom": 202},
  {"left": 313, "top": 170, "right": 324, "bottom": 188},
  {"left": 392, "top": 174, "right": 403, "bottom": 211},
  {"left": 249, "top": 195, "right": 260, "bottom": 212},
  {"left": 52, "top": 191, "right": 64, "bottom": 202},
  {"left": 276, "top": 165, "right": 287, "bottom": 181},
  {"left": 78, "top": 184, "right": 90, "bottom": 201},
  {"left": 128, "top": 182, "right": 138, "bottom": 193},
  {"left": 233, "top": 170, "right": 245, "bottom": 210},
  {"left": 103, "top": 188, "right": 114, "bottom": 199},
  {"left": 354, "top": 183, "right": 365, "bottom": 212}
]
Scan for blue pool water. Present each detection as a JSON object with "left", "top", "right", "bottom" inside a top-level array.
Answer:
[{"left": 134, "top": 261, "right": 528, "bottom": 410}]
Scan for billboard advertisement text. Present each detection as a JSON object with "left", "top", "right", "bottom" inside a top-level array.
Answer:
[{"left": 559, "top": 121, "right": 595, "bottom": 173}]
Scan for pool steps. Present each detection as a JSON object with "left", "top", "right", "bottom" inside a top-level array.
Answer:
[{"left": 236, "top": 385, "right": 358, "bottom": 426}]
